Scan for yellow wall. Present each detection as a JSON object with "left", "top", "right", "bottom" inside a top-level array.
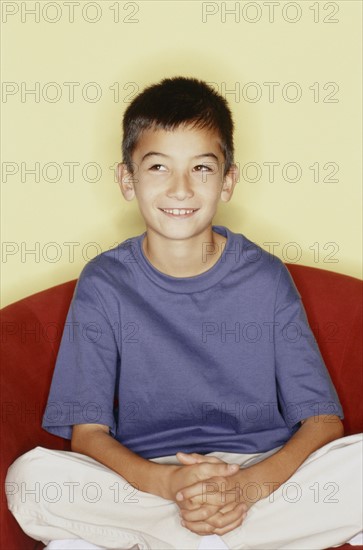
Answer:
[{"left": 2, "top": 0, "right": 362, "bottom": 307}]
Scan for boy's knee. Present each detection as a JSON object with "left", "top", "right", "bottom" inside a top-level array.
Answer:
[{"left": 5, "top": 446, "right": 49, "bottom": 507}]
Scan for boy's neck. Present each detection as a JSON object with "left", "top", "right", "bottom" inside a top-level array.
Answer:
[{"left": 141, "top": 227, "right": 227, "bottom": 278}]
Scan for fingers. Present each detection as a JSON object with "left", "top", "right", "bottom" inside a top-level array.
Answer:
[
  {"left": 210, "top": 511, "right": 247, "bottom": 536},
  {"left": 181, "top": 503, "right": 220, "bottom": 522},
  {"left": 176, "top": 452, "right": 224, "bottom": 465},
  {"left": 176, "top": 452, "right": 200, "bottom": 464},
  {"left": 181, "top": 503, "right": 247, "bottom": 536},
  {"left": 215, "top": 500, "right": 248, "bottom": 516},
  {"left": 175, "top": 464, "right": 239, "bottom": 501},
  {"left": 207, "top": 502, "right": 247, "bottom": 531},
  {"left": 176, "top": 475, "right": 242, "bottom": 505},
  {"left": 176, "top": 497, "right": 202, "bottom": 512},
  {"left": 180, "top": 519, "right": 216, "bottom": 536},
  {"left": 179, "top": 488, "right": 241, "bottom": 509},
  {"left": 180, "top": 499, "right": 247, "bottom": 523}
]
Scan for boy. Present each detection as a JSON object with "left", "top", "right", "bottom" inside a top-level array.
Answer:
[{"left": 6, "top": 77, "right": 362, "bottom": 550}]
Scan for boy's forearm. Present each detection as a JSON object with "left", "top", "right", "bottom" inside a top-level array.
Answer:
[
  {"left": 234, "top": 414, "right": 344, "bottom": 501},
  {"left": 71, "top": 430, "right": 167, "bottom": 498}
]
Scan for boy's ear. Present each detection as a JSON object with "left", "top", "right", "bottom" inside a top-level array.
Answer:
[
  {"left": 117, "top": 162, "right": 136, "bottom": 201},
  {"left": 220, "top": 163, "right": 239, "bottom": 203}
]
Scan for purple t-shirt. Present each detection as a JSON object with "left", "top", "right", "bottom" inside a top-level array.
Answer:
[{"left": 41, "top": 225, "right": 343, "bottom": 458}]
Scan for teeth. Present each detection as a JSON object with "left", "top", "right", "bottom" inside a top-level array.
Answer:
[{"left": 162, "top": 209, "right": 195, "bottom": 215}]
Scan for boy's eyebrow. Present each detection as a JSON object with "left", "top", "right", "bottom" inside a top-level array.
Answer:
[{"left": 140, "top": 152, "right": 219, "bottom": 163}]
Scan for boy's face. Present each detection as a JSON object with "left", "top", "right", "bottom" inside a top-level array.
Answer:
[{"left": 117, "top": 123, "right": 238, "bottom": 241}]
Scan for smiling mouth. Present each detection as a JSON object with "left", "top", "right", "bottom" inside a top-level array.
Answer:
[{"left": 159, "top": 208, "right": 199, "bottom": 218}]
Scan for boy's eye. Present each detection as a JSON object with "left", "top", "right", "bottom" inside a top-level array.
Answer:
[
  {"left": 148, "top": 164, "right": 214, "bottom": 172},
  {"left": 194, "top": 165, "right": 213, "bottom": 172},
  {"left": 149, "top": 164, "right": 166, "bottom": 171}
]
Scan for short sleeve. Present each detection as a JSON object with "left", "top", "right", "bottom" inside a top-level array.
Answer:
[
  {"left": 273, "top": 262, "right": 344, "bottom": 429},
  {"left": 41, "top": 265, "right": 119, "bottom": 440}
]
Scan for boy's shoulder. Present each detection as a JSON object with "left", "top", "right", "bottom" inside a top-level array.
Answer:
[
  {"left": 75, "top": 234, "right": 140, "bottom": 287},
  {"left": 220, "top": 225, "right": 299, "bottom": 299},
  {"left": 225, "top": 226, "right": 285, "bottom": 276}
]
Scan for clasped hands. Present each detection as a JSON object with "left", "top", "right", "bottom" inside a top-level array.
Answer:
[{"left": 165, "top": 451, "right": 253, "bottom": 536}]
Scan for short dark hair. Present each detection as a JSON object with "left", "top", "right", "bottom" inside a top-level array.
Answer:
[{"left": 121, "top": 76, "right": 235, "bottom": 178}]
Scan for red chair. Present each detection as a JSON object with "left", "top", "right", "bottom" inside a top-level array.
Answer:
[{"left": 1, "top": 263, "right": 362, "bottom": 550}]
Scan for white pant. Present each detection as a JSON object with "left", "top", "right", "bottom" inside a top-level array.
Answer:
[{"left": 5, "top": 434, "right": 363, "bottom": 550}]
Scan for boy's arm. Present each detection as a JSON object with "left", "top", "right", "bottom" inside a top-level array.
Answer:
[
  {"left": 176, "top": 414, "right": 345, "bottom": 507},
  {"left": 240, "top": 414, "right": 344, "bottom": 501},
  {"left": 71, "top": 423, "right": 239, "bottom": 501},
  {"left": 71, "top": 423, "right": 166, "bottom": 496}
]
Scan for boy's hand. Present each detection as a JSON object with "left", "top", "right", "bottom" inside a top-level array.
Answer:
[
  {"left": 164, "top": 457, "right": 240, "bottom": 503},
  {"left": 174, "top": 452, "right": 250, "bottom": 536}
]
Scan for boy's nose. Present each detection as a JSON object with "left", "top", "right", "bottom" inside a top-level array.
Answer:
[{"left": 167, "top": 174, "right": 194, "bottom": 197}]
